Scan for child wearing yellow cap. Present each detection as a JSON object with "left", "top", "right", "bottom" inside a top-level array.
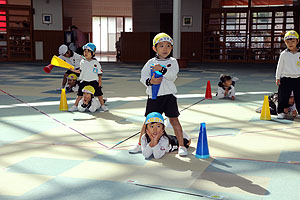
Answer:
[
  {"left": 275, "top": 30, "right": 300, "bottom": 119},
  {"left": 65, "top": 73, "right": 79, "bottom": 93},
  {"left": 77, "top": 85, "right": 101, "bottom": 112},
  {"left": 129, "top": 33, "right": 189, "bottom": 156}
]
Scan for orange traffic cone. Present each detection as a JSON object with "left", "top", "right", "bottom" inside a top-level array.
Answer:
[
  {"left": 59, "top": 88, "right": 68, "bottom": 111},
  {"left": 205, "top": 80, "right": 212, "bottom": 99},
  {"left": 260, "top": 95, "right": 271, "bottom": 120}
]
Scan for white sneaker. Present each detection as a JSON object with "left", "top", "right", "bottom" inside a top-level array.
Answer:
[
  {"left": 277, "top": 113, "right": 285, "bottom": 119},
  {"left": 129, "top": 144, "right": 142, "bottom": 154},
  {"left": 178, "top": 146, "right": 188, "bottom": 156},
  {"left": 101, "top": 105, "right": 109, "bottom": 112},
  {"left": 69, "top": 105, "right": 78, "bottom": 112}
]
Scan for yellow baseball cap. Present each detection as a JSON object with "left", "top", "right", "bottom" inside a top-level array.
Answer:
[
  {"left": 67, "top": 73, "right": 77, "bottom": 80},
  {"left": 153, "top": 33, "right": 173, "bottom": 46},
  {"left": 82, "top": 85, "right": 95, "bottom": 95},
  {"left": 284, "top": 30, "right": 299, "bottom": 40}
]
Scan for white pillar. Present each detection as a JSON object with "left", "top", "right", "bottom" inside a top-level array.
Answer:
[{"left": 173, "top": 0, "right": 181, "bottom": 59}]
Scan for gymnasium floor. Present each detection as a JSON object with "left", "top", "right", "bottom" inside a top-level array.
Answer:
[{"left": 0, "top": 61, "right": 300, "bottom": 200}]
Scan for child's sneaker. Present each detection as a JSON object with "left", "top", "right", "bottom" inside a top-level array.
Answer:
[
  {"left": 69, "top": 105, "right": 78, "bottom": 112},
  {"left": 178, "top": 146, "right": 188, "bottom": 156},
  {"left": 129, "top": 144, "right": 142, "bottom": 154},
  {"left": 277, "top": 113, "right": 285, "bottom": 119},
  {"left": 101, "top": 105, "right": 109, "bottom": 112}
]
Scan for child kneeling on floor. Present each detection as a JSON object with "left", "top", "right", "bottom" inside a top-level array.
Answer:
[
  {"left": 216, "top": 74, "right": 238, "bottom": 100},
  {"left": 256, "top": 92, "right": 297, "bottom": 118},
  {"left": 78, "top": 85, "right": 101, "bottom": 113},
  {"left": 141, "top": 112, "right": 191, "bottom": 159}
]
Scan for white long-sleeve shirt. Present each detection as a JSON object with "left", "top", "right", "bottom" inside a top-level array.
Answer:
[
  {"left": 77, "top": 98, "right": 100, "bottom": 113},
  {"left": 275, "top": 49, "right": 300, "bottom": 79},
  {"left": 216, "top": 86, "right": 235, "bottom": 98},
  {"left": 140, "top": 57, "right": 178, "bottom": 97},
  {"left": 141, "top": 135, "right": 171, "bottom": 159}
]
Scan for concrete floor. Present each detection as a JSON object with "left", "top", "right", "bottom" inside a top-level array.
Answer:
[{"left": 0, "top": 61, "right": 300, "bottom": 200}]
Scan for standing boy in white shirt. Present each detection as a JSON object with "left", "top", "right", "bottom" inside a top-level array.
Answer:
[{"left": 275, "top": 30, "right": 300, "bottom": 119}]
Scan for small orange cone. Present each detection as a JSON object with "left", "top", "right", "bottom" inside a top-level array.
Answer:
[
  {"left": 205, "top": 80, "right": 212, "bottom": 99},
  {"left": 59, "top": 88, "right": 68, "bottom": 111},
  {"left": 260, "top": 95, "right": 271, "bottom": 120}
]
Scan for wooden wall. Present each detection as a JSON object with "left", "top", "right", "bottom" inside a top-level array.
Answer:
[
  {"left": 92, "top": 0, "right": 132, "bottom": 16},
  {"left": 181, "top": 32, "right": 202, "bottom": 62},
  {"left": 120, "top": 32, "right": 150, "bottom": 62},
  {"left": 63, "top": 0, "right": 92, "bottom": 32},
  {"left": 34, "top": 30, "right": 64, "bottom": 61}
]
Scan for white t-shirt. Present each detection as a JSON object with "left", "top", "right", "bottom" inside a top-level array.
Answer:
[
  {"left": 58, "top": 51, "right": 83, "bottom": 69},
  {"left": 79, "top": 59, "right": 102, "bottom": 82},
  {"left": 275, "top": 49, "right": 300, "bottom": 79},
  {"left": 140, "top": 57, "right": 178, "bottom": 97}
]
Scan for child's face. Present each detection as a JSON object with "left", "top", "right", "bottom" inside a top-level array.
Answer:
[
  {"left": 67, "top": 79, "right": 76, "bottom": 86},
  {"left": 63, "top": 50, "right": 71, "bottom": 58},
  {"left": 284, "top": 38, "right": 299, "bottom": 51},
  {"left": 288, "top": 96, "right": 295, "bottom": 105},
  {"left": 153, "top": 41, "right": 173, "bottom": 59},
  {"left": 83, "top": 92, "right": 92, "bottom": 102},
  {"left": 223, "top": 79, "right": 232, "bottom": 87},
  {"left": 146, "top": 122, "right": 164, "bottom": 140},
  {"left": 83, "top": 49, "right": 93, "bottom": 60}
]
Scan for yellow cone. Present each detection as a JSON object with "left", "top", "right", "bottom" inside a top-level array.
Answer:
[
  {"left": 59, "top": 88, "right": 68, "bottom": 111},
  {"left": 51, "top": 55, "right": 74, "bottom": 70},
  {"left": 260, "top": 95, "right": 271, "bottom": 120}
]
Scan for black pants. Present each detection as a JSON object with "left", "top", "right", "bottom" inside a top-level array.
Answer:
[{"left": 277, "top": 77, "right": 300, "bottom": 113}]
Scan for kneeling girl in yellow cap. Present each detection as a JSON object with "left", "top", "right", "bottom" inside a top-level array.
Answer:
[
  {"left": 66, "top": 73, "right": 79, "bottom": 93},
  {"left": 77, "top": 85, "right": 101, "bottom": 113}
]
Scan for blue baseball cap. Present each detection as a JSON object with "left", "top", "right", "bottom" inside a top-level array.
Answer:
[
  {"left": 83, "top": 43, "right": 96, "bottom": 52},
  {"left": 145, "top": 112, "right": 164, "bottom": 125}
]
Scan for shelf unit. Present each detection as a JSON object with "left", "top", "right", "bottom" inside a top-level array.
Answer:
[{"left": 0, "top": 4, "right": 32, "bottom": 61}]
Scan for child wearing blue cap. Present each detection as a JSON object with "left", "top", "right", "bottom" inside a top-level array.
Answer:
[
  {"left": 129, "top": 33, "right": 189, "bottom": 156},
  {"left": 275, "top": 30, "right": 300, "bottom": 119},
  {"left": 141, "top": 112, "right": 190, "bottom": 159},
  {"left": 69, "top": 43, "right": 108, "bottom": 112}
]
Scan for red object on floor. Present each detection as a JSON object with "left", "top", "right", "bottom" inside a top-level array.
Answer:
[{"left": 205, "top": 80, "right": 212, "bottom": 99}]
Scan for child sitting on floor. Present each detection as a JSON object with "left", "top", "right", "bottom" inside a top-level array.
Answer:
[
  {"left": 66, "top": 73, "right": 79, "bottom": 93},
  {"left": 216, "top": 74, "right": 238, "bottom": 100},
  {"left": 256, "top": 92, "right": 297, "bottom": 118},
  {"left": 77, "top": 85, "right": 101, "bottom": 113},
  {"left": 141, "top": 112, "right": 191, "bottom": 159}
]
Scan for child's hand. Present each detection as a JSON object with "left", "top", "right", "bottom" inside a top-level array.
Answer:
[
  {"left": 150, "top": 73, "right": 162, "bottom": 84},
  {"left": 292, "top": 110, "right": 297, "bottom": 117},
  {"left": 276, "top": 79, "right": 280, "bottom": 86},
  {"left": 283, "top": 108, "right": 288, "bottom": 113},
  {"left": 152, "top": 64, "right": 162, "bottom": 72},
  {"left": 231, "top": 96, "right": 235, "bottom": 100}
]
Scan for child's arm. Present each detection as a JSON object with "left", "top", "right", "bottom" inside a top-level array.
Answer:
[
  {"left": 88, "top": 98, "right": 100, "bottom": 113},
  {"left": 140, "top": 61, "right": 152, "bottom": 87},
  {"left": 77, "top": 99, "right": 87, "bottom": 112},
  {"left": 275, "top": 52, "right": 285, "bottom": 86},
  {"left": 216, "top": 87, "right": 225, "bottom": 98},
  {"left": 152, "top": 136, "right": 169, "bottom": 159},
  {"left": 156, "top": 59, "right": 179, "bottom": 82},
  {"left": 98, "top": 74, "right": 102, "bottom": 87},
  {"left": 141, "top": 135, "right": 153, "bottom": 158}
]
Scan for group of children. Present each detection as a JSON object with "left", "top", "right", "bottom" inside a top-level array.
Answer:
[
  {"left": 53, "top": 29, "right": 299, "bottom": 159},
  {"left": 56, "top": 43, "right": 108, "bottom": 113}
]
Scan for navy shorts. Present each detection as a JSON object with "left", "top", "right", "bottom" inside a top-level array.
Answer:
[
  {"left": 77, "top": 81, "right": 103, "bottom": 96},
  {"left": 145, "top": 94, "right": 179, "bottom": 118}
]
